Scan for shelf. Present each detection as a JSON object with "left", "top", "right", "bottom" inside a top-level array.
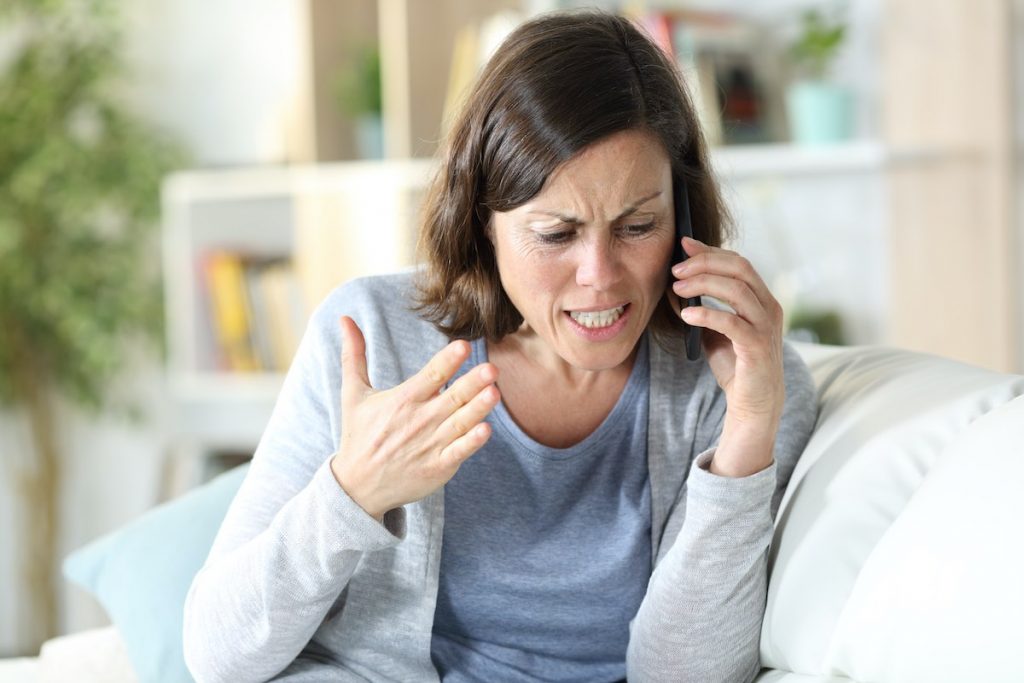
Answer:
[
  {"left": 163, "top": 142, "right": 958, "bottom": 199},
  {"left": 711, "top": 141, "right": 950, "bottom": 180},
  {"left": 171, "top": 372, "right": 285, "bottom": 400},
  {"left": 168, "top": 373, "right": 285, "bottom": 448},
  {"left": 163, "top": 159, "right": 436, "bottom": 202}
]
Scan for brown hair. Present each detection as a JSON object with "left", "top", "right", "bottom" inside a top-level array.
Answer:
[{"left": 414, "top": 9, "right": 733, "bottom": 348}]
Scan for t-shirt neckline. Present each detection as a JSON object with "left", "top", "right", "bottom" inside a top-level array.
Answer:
[{"left": 469, "top": 334, "right": 650, "bottom": 461}]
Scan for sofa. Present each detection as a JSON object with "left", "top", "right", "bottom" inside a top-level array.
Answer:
[{"left": 2, "top": 341, "right": 1021, "bottom": 683}]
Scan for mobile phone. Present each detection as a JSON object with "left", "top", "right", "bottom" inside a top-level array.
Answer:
[{"left": 672, "top": 180, "right": 703, "bottom": 361}]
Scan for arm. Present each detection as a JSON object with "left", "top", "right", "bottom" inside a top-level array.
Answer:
[
  {"left": 626, "top": 345, "right": 816, "bottom": 682},
  {"left": 182, "top": 302, "right": 403, "bottom": 683},
  {"left": 629, "top": 236, "right": 817, "bottom": 681},
  {"left": 183, "top": 283, "right": 500, "bottom": 683}
]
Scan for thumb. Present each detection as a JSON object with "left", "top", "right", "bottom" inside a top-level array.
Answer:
[{"left": 339, "top": 316, "right": 371, "bottom": 403}]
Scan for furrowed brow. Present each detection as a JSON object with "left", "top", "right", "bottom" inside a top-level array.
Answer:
[{"left": 529, "top": 190, "right": 662, "bottom": 223}]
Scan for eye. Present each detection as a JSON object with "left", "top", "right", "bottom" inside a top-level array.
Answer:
[
  {"left": 619, "top": 221, "right": 657, "bottom": 238},
  {"left": 536, "top": 230, "right": 575, "bottom": 245}
]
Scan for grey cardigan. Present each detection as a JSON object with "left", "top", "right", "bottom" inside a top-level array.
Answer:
[{"left": 183, "top": 272, "right": 817, "bottom": 683}]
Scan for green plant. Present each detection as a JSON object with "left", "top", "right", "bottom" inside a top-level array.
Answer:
[
  {"left": 788, "top": 307, "right": 845, "bottom": 345},
  {"left": 0, "top": 0, "right": 184, "bottom": 652},
  {"left": 334, "top": 43, "right": 382, "bottom": 119},
  {"left": 789, "top": 7, "right": 847, "bottom": 80}
]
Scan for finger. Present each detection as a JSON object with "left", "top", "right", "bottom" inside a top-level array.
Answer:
[
  {"left": 339, "top": 316, "right": 371, "bottom": 404},
  {"left": 673, "top": 237, "right": 776, "bottom": 310},
  {"left": 406, "top": 339, "right": 473, "bottom": 401},
  {"left": 439, "top": 422, "right": 493, "bottom": 467},
  {"left": 673, "top": 273, "right": 770, "bottom": 327},
  {"left": 437, "top": 382, "right": 500, "bottom": 444},
  {"left": 680, "top": 305, "right": 761, "bottom": 348},
  {"left": 670, "top": 237, "right": 737, "bottom": 285},
  {"left": 676, "top": 235, "right": 737, "bottom": 260},
  {"left": 433, "top": 362, "right": 499, "bottom": 417}
]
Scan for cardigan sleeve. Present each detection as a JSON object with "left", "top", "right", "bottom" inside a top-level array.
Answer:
[
  {"left": 182, "top": 295, "right": 404, "bottom": 683},
  {"left": 626, "top": 343, "right": 817, "bottom": 683}
]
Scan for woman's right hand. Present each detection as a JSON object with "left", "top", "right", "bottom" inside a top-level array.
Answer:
[{"left": 329, "top": 316, "right": 500, "bottom": 521}]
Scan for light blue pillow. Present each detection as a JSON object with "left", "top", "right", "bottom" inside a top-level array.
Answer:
[{"left": 63, "top": 463, "right": 249, "bottom": 683}]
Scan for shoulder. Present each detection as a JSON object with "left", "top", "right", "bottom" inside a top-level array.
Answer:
[
  {"left": 312, "top": 270, "right": 419, "bottom": 321},
  {"left": 306, "top": 270, "right": 431, "bottom": 338}
]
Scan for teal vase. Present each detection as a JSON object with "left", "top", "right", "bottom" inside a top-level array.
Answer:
[
  {"left": 355, "top": 115, "right": 384, "bottom": 159},
  {"left": 786, "top": 81, "right": 854, "bottom": 144}
]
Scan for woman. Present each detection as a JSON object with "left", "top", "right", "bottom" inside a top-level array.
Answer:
[{"left": 183, "top": 10, "right": 816, "bottom": 683}]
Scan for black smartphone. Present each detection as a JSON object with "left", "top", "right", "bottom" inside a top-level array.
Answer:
[{"left": 672, "top": 180, "right": 702, "bottom": 361}]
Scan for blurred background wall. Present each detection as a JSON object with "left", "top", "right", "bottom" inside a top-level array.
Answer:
[{"left": 0, "top": 0, "right": 1020, "bottom": 658}]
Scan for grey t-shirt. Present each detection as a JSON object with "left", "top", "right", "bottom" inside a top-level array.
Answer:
[{"left": 431, "top": 336, "right": 652, "bottom": 682}]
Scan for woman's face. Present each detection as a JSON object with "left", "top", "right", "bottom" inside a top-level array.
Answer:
[{"left": 489, "top": 128, "right": 675, "bottom": 372}]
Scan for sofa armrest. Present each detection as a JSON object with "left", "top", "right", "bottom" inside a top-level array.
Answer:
[
  {"left": 762, "top": 343, "right": 1024, "bottom": 682},
  {"left": 0, "top": 656, "right": 39, "bottom": 683}
]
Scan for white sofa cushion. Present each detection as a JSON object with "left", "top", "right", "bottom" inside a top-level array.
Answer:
[
  {"left": 826, "top": 394, "right": 1024, "bottom": 682},
  {"left": 755, "top": 672, "right": 854, "bottom": 683},
  {"left": 765, "top": 345, "right": 1024, "bottom": 680}
]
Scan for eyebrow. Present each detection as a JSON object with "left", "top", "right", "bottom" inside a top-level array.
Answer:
[{"left": 526, "top": 190, "right": 663, "bottom": 224}]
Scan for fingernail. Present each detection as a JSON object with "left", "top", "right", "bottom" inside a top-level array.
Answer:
[
  {"left": 683, "top": 236, "right": 701, "bottom": 245},
  {"left": 672, "top": 262, "right": 690, "bottom": 277}
]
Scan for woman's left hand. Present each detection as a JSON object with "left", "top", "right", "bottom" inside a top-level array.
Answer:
[{"left": 670, "top": 236, "right": 785, "bottom": 477}]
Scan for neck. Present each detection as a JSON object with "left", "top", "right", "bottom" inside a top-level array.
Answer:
[{"left": 488, "top": 326, "right": 638, "bottom": 390}]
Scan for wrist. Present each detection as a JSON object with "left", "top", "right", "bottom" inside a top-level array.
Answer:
[
  {"left": 711, "top": 422, "right": 777, "bottom": 478},
  {"left": 329, "top": 455, "right": 386, "bottom": 522}
]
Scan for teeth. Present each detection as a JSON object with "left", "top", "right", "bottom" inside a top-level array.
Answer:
[{"left": 569, "top": 305, "right": 626, "bottom": 329}]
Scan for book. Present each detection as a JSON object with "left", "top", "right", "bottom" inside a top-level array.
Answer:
[
  {"left": 200, "top": 253, "right": 308, "bottom": 373},
  {"left": 259, "top": 261, "right": 306, "bottom": 372},
  {"left": 634, "top": 12, "right": 675, "bottom": 58},
  {"left": 243, "top": 260, "right": 276, "bottom": 371},
  {"left": 202, "top": 251, "right": 261, "bottom": 372}
]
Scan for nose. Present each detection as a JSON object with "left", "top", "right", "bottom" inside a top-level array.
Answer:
[{"left": 575, "top": 235, "right": 623, "bottom": 290}]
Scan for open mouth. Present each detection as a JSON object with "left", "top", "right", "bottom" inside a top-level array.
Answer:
[{"left": 567, "top": 304, "right": 628, "bottom": 329}]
